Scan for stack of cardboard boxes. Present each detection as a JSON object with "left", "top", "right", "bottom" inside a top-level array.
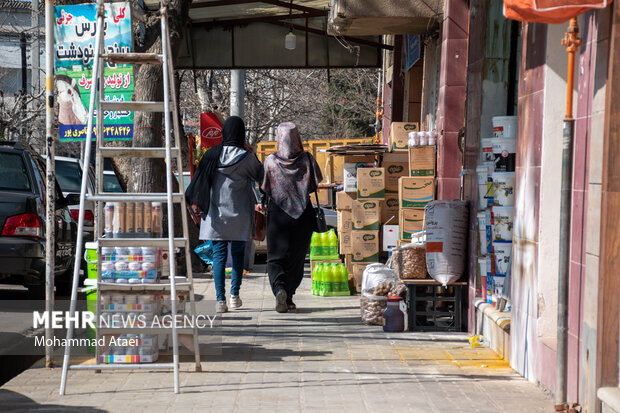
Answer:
[{"left": 391, "top": 122, "right": 436, "bottom": 244}]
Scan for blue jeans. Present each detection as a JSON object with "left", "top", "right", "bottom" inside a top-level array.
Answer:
[{"left": 211, "top": 240, "right": 245, "bottom": 302}]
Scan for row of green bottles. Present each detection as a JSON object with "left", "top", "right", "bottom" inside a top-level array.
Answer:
[
  {"left": 311, "top": 263, "right": 350, "bottom": 296},
  {"left": 309, "top": 229, "right": 339, "bottom": 260}
]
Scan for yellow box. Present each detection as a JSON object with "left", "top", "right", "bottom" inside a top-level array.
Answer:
[
  {"left": 351, "top": 230, "right": 380, "bottom": 263},
  {"left": 383, "top": 152, "right": 409, "bottom": 193},
  {"left": 336, "top": 191, "right": 356, "bottom": 211},
  {"left": 357, "top": 167, "right": 385, "bottom": 199},
  {"left": 389, "top": 122, "right": 419, "bottom": 151},
  {"left": 399, "top": 177, "right": 435, "bottom": 208},
  {"left": 408, "top": 146, "right": 436, "bottom": 177},
  {"left": 351, "top": 199, "right": 380, "bottom": 230},
  {"left": 399, "top": 208, "right": 425, "bottom": 240},
  {"left": 380, "top": 195, "right": 400, "bottom": 224}
]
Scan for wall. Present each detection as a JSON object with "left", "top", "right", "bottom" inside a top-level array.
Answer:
[{"left": 435, "top": 0, "right": 469, "bottom": 200}]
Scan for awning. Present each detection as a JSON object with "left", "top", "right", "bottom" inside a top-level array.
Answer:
[
  {"left": 503, "top": 0, "right": 612, "bottom": 24},
  {"left": 145, "top": 0, "right": 388, "bottom": 69}
]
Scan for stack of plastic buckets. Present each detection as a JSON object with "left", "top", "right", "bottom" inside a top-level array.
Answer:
[
  {"left": 84, "top": 242, "right": 98, "bottom": 353},
  {"left": 477, "top": 116, "right": 516, "bottom": 309}
]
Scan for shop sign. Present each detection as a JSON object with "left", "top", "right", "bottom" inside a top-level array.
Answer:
[{"left": 54, "top": 3, "right": 133, "bottom": 141}]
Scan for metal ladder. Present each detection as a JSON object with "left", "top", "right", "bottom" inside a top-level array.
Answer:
[{"left": 60, "top": 0, "right": 201, "bottom": 395}]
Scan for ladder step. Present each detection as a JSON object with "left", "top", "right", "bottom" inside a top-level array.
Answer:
[
  {"left": 87, "top": 193, "right": 184, "bottom": 202},
  {"left": 69, "top": 362, "right": 175, "bottom": 370},
  {"left": 103, "top": 52, "right": 163, "bottom": 65},
  {"left": 101, "top": 101, "right": 170, "bottom": 112},
  {"left": 99, "top": 238, "right": 188, "bottom": 248},
  {"left": 99, "top": 147, "right": 179, "bottom": 158}
]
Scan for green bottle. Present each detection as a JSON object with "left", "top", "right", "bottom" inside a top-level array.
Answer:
[
  {"left": 327, "top": 229, "right": 338, "bottom": 259},
  {"left": 311, "top": 264, "right": 319, "bottom": 295},
  {"left": 320, "top": 232, "right": 329, "bottom": 258},
  {"left": 310, "top": 232, "right": 319, "bottom": 260},
  {"left": 318, "top": 263, "right": 325, "bottom": 296},
  {"left": 339, "top": 264, "right": 350, "bottom": 295}
]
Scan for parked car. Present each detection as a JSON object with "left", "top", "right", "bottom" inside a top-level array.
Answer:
[
  {"left": 0, "top": 141, "right": 77, "bottom": 297},
  {"left": 51, "top": 156, "right": 96, "bottom": 241}
]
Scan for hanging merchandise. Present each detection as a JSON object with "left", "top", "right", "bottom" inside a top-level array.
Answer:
[{"left": 425, "top": 200, "right": 469, "bottom": 286}]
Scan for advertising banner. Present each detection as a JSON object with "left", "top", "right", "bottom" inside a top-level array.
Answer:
[
  {"left": 200, "top": 113, "right": 223, "bottom": 148},
  {"left": 54, "top": 3, "right": 133, "bottom": 141}
]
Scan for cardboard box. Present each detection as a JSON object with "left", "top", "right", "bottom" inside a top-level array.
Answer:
[
  {"left": 343, "top": 156, "right": 375, "bottom": 193},
  {"left": 399, "top": 208, "right": 425, "bottom": 240},
  {"left": 351, "top": 199, "right": 380, "bottom": 230},
  {"left": 380, "top": 195, "right": 400, "bottom": 224},
  {"left": 399, "top": 177, "right": 435, "bottom": 208},
  {"left": 357, "top": 167, "right": 385, "bottom": 199},
  {"left": 310, "top": 259, "right": 342, "bottom": 273},
  {"left": 336, "top": 191, "right": 356, "bottom": 211},
  {"left": 339, "top": 230, "right": 352, "bottom": 255},
  {"left": 408, "top": 146, "right": 436, "bottom": 177},
  {"left": 382, "top": 225, "right": 399, "bottom": 251},
  {"left": 344, "top": 254, "right": 355, "bottom": 294},
  {"left": 389, "top": 122, "right": 419, "bottom": 151},
  {"left": 337, "top": 210, "right": 352, "bottom": 233},
  {"left": 351, "top": 230, "right": 380, "bottom": 262},
  {"left": 338, "top": 210, "right": 353, "bottom": 254},
  {"left": 383, "top": 152, "right": 409, "bottom": 193},
  {"left": 352, "top": 263, "right": 368, "bottom": 292}
]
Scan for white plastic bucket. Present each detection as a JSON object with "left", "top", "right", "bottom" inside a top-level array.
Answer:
[
  {"left": 493, "top": 273, "right": 507, "bottom": 303},
  {"left": 477, "top": 211, "right": 486, "bottom": 255},
  {"left": 484, "top": 209, "right": 493, "bottom": 254},
  {"left": 492, "top": 138, "right": 516, "bottom": 172},
  {"left": 492, "top": 116, "right": 517, "bottom": 138},
  {"left": 492, "top": 172, "right": 516, "bottom": 206},
  {"left": 491, "top": 206, "right": 514, "bottom": 242},
  {"left": 476, "top": 165, "right": 490, "bottom": 208},
  {"left": 481, "top": 138, "right": 495, "bottom": 163},
  {"left": 492, "top": 242, "right": 512, "bottom": 276}
]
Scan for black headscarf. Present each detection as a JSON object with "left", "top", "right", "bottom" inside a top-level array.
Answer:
[{"left": 185, "top": 116, "right": 247, "bottom": 215}]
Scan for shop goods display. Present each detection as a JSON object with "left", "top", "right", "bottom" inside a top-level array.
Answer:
[
  {"left": 382, "top": 225, "right": 399, "bottom": 252},
  {"left": 425, "top": 200, "right": 469, "bottom": 286},
  {"left": 407, "top": 130, "right": 437, "bottom": 147},
  {"left": 476, "top": 164, "right": 493, "bottom": 208},
  {"left": 310, "top": 229, "right": 339, "bottom": 260},
  {"left": 351, "top": 199, "right": 380, "bottom": 230},
  {"left": 357, "top": 167, "right": 385, "bottom": 199},
  {"left": 351, "top": 230, "right": 380, "bottom": 262},
  {"left": 105, "top": 201, "right": 163, "bottom": 238},
  {"left": 490, "top": 206, "right": 514, "bottom": 242},
  {"left": 100, "top": 334, "right": 159, "bottom": 363},
  {"left": 311, "top": 263, "right": 350, "bottom": 296},
  {"left": 382, "top": 152, "right": 409, "bottom": 193},
  {"left": 389, "top": 122, "right": 419, "bottom": 151},
  {"left": 399, "top": 208, "right": 425, "bottom": 240},
  {"left": 407, "top": 145, "right": 437, "bottom": 177},
  {"left": 390, "top": 283, "right": 408, "bottom": 298},
  {"left": 343, "top": 160, "right": 374, "bottom": 193},
  {"left": 492, "top": 116, "right": 517, "bottom": 138},
  {"left": 491, "top": 172, "right": 515, "bottom": 206},
  {"left": 481, "top": 138, "right": 495, "bottom": 163},
  {"left": 383, "top": 296, "right": 406, "bottom": 332},
  {"left": 398, "top": 177, "right": 435, "bottom": 208},
  {"left": 492, "top": 139, "right": 516, "bottom": 172},
  {"left": 360, "top": 263, "right": 396, "bottom": 325},
  {"left": 392, "top": 242, "right": 428, "bottom": 280},
  {"left": 380, "top": 195, "right": 399, "bottom": 224},
  {"left": 476, "top": 211, "right": 486, "bottom": 255}
]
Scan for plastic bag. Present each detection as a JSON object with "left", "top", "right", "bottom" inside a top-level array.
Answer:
[
  {"left": 194, "top": 241, "right": 213, "bottom": 266},
  {"left": 360, "top": 263, "right": 396, "bottom": 326}
]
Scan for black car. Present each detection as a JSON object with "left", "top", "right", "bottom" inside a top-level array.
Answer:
[{"left": 0, "top": 141, "right": 77, "bottom": 297}]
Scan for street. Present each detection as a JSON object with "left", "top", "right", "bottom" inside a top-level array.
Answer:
[{"left": 0, "top": 264, "right": 553, "bottom": 412}]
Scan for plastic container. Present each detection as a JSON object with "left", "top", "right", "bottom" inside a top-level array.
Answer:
[
  {"left": 418, "top": 131, "right": 428, "bottom": 146},
  {"left": 383, "top": 296, "right": 405, "bottom": 332},
  {"left": 360, "top": 263, "right": 396, "bottom": 325},
  {"left": 115, "top": 247, "right": 130, "bottom": 256},
  {"left": 492, "top": 116, "right": 517, "bottom": 138},
  {"left": 102, "top": 247, "right": 114, "bottom": 255},
  {"left": 492, "top": 138, "right": 516, "bottom": 172},
  {"left": 128, "top": 262, "right": 141, "bottom": 271},
  {"left": 141, "top": 262, "right": 156, "bottom": 271},
  {"left": 408, "top": 131, "right": 419, "bottom": 146},
  {"left": 392, "top": 243, "right": 427, "bottom": 279},
  {"left": 115, "top": 261, "right": 129, "bottom": 271},
  {"left": 492, "top": 242, "right": 512, "bottom": 276},
  {"left": 128, "top": 247, "right": 142, "bottom": 256},
  {"left": 481, "top": 138, "right": 495, "bottom": 163},
  {"left": 115, "top": 278, "right": 128, "bottom": 284},
  {"left": 492, "top": 172, "right": 516, "bottom": 206},
  {"left": 428, "top": 130, "right": 437, "bottom": 146},
  {"left": 476, "top": 165, "right": 490, "bottom": 208},
  {"left": 476, "top": 211, "right": 486, "bottom": 255},
  {"left": 491, "top": 206, "right": 514, "bottom": 242},
  {"left": 104, "top": 203, "right": 115, "bottom": 236}
]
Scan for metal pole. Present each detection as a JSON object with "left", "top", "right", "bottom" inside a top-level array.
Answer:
[
  {"left": 31, "top": 0, "right": 40, "bottom": 94},
  {"left": 59, "top": 0, "right": 104, "bottom": 395},
  {"left": 44, "top": 0, "right": 55, "bottom": 369},
  {"left": 230, "top": 69, "right": 245, "bottom": 119},
  {"left": 555, "top": 17, "right": 580, "bottom": 409},
  {"left": 20, "top": 33, "right": 28, "bottom": 94}
]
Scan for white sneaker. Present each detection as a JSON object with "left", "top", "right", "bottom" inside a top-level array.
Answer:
[
  {"left": 230, "top": 295, "right": 242, "bottom": 309},
  {"left": 216, "top": 300, "right": 228, "bottom": 313}
]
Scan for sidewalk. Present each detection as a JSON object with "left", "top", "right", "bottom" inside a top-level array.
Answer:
[{"left": 1, "top": 263, "right": 553, "bottom": 412}]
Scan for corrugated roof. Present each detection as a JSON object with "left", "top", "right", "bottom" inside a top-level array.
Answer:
[{"left": 0, "top": 0, "right": 43, "bottom": 11}]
